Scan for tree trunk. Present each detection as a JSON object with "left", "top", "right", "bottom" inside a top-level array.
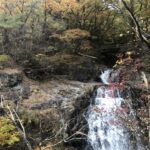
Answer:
[
  {"left": 121, "top": 0, "right": 150, "bottom": 49},
  {"left": 2, "top": 29, "right": 9, "bottom": 53}
]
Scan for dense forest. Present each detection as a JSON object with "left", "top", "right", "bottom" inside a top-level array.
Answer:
[
  {"left": 0, "top": 0, "right": 149, "bottom": 57},
  {"left": 0, "top": 0, "right": 149, "bottom": 150}
]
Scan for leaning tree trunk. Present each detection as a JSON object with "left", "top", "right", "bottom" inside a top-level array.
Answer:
[
  {"left": 2, "top": 28, "right": 10, "bottom": 53},
  {"left": 121, "top": 0, "right": 150, "bottom": 50}
]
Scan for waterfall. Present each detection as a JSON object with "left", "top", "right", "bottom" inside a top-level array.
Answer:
[{"left": 85, "top": 69, "right": 144, "bottom": 150}]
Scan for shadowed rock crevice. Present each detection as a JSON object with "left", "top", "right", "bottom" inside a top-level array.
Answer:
[{"left": 23, "top": 54, "right": 104, "bottom": 82}]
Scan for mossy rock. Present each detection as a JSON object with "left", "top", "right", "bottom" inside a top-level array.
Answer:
[
  {"left": 0, "top": 55, "right": 12, "bottom": 69},
  {"left": 0, "top": 55, "right": 10, "bottom": 62}
]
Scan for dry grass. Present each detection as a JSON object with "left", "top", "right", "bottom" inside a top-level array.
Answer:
[
  {"left": 0, "top": 68, "right": 21, "bottom": 74},
  {"left": 35, "top": 53, "right": 82, "bottom": 64}
]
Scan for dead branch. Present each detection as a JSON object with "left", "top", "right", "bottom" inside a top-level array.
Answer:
[
  {"left": 6, "top": 105, "right": 32, "bottom": 150},
  {"left": 0, "top": 95, "right": 4, "bottom": 108},
  {"left": 77, "top": 52, "right": 97, "bottom": 59}
]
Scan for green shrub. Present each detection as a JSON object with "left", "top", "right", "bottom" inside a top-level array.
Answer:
[
  {"left": 0, "top": 55, "right": 10, "bottom": 62},
  {"left": 0, "top": 117, "right": 20, "bottom": 146}
]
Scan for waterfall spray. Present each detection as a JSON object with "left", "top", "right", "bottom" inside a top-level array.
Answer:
[{"left": 85, "top": 69, "right": 145, "bottom": 150}]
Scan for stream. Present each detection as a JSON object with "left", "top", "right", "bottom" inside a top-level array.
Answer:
[{"left": 85, "top": 69, "right": 145, "bottom": 150}]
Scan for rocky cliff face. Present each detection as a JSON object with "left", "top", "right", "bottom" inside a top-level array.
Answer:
[
  {"left": 0, "top": 55, "right": 98, "bottom": 150},
  {"left": 0, "top": 54, "right": 149, "bottom": 150}
]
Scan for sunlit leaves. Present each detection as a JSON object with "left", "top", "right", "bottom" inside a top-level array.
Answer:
[{"left": 62, "top": 29, "right": 90, "bottom": 40}]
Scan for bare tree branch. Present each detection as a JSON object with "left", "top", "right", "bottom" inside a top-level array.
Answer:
[
  {"left": 121, "top": 0, "right": 150, "bottom": 49},
  {"left": 6, "top": 105, "right": 32, "bottom": 150}
]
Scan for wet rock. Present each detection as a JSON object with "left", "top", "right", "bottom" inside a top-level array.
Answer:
[
  {"left": 0, "top": 69, "right": 23, "bottom": 88},
  {"left": 22, "top": 80, "right": 95, "bottom": 114},
  {"left": 0, "top": 84, "right": 30, "bottom": 101},
  {"left": 12, "top": 84, "right": 30, "bottom": 99}
]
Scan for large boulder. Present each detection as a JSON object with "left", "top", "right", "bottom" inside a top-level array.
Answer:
[
  {"left": 18, "top": 79, "right": 96, "bottom": 150},
  {"left": 0, "top": 68, "right": 30, "bottom": 102},
  {"left": 21, "top": 79, "right": 95, "bottom": 119}
]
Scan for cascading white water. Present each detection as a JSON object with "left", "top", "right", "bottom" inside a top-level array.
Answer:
[{"left": 86, "top": 69, "right": 144, "bottom": 150}]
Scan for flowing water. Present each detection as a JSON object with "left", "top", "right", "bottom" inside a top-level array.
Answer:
[{"left": 86, "top": 69, "right": 144, "bottom": 150}]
